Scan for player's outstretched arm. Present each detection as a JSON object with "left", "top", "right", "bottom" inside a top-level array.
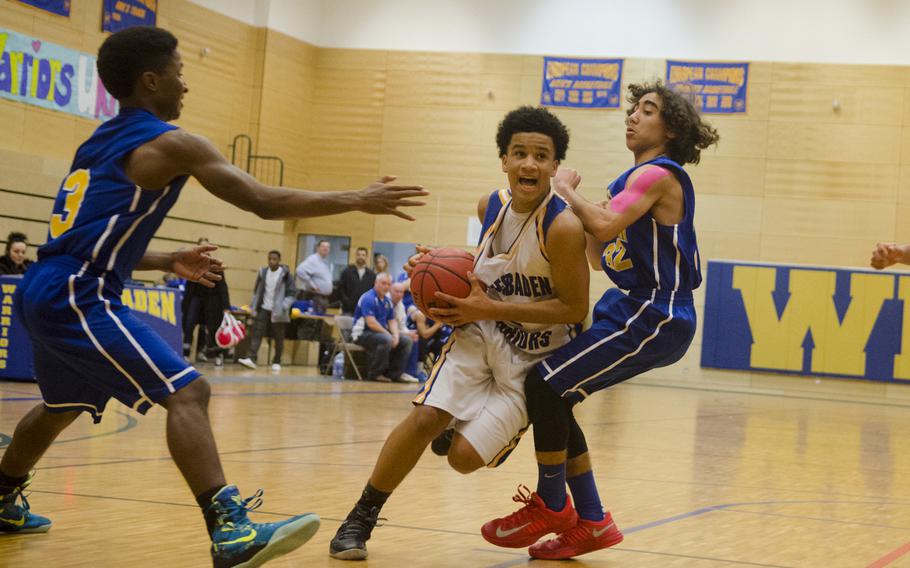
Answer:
[
  {"left": 555, "top": 166, "right": 671, "bottom": 243},
  {"left": 871, "top": 242, "right": 910, "bottom": 269},
  {"left": 136, "top": 243, "right": 224, "bottom": 288},
  {"left": 128, "top": 130, "right": 428, "bottom": 220}
]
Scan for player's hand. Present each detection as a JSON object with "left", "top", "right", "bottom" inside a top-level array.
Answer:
[
  {"left": 871, "top": 242, "right": 903, "bottom": 270},
  {"left": 358, "top": 175, "right": 429, "bottom": 221},
  {"left": 403, "top": 245, "right": 433, "bottom": 275},
  {"left": 553, "top": 168, "right": 581, "bottom": 201},
  {"left": 391, "top": 333, "right": 400, "bottom": 348},
  {"left": 430, "top": 272, "right": 492, "bottom": 326},
  {"left": 172, "top": 244, "right": 224, "bottom": 288}
]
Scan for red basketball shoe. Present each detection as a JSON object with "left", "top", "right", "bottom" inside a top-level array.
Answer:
[
  {"left": 481, "top": 485, "right": 578, "bottom": 548},
  {"left": 528, "top": 512, "right": 624, "bottom": 560}
]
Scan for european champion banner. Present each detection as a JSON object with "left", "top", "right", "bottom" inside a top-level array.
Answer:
[
  {"left": 541, "top": 56, "right": 623, "bottom": 109},
  {"left": 0, "top": 28, "right": 119, "bottom": 121},
  {"left": 16, "top": 0, "right": 70, "bottom": 17},
  {"left": 666, "top": 60, "right": 748, "bottom": 114},
  {"left": 702, "top": 260, "right": 910, "bottom": 383},
  {"left": 103, "top": 0, "right": 158, "bottom": 33},
  {"left": 0, "top": 276, "right": 182, "bottom": 381}
]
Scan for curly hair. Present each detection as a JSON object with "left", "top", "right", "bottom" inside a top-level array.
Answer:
[
  {"left": 5, "top": 231, "right": 27, "bottom": 254},
  {"left": 496, "top": 106, "right": 570, "bottom": 161},
  {"left": 97, "top": 26, "right": 179, "bottom": 100},
  {"left": 626, "top": 81, "right": 719, "bottom": 165}
]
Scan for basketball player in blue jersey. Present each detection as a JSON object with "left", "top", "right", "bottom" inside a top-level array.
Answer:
[
  {"left": 329, "top": 107, "right": 590, "bottom": 560},
  {"left": 0, "top": 26, "right": 426, "bottom": 568},
  {"left": 482, "top": 81, "right": 719, "bottom": 560}
]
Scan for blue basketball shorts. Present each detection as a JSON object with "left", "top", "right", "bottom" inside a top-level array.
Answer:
[
  {"left": 14, "top": 256, "right": 200, "bottom": 423},
  {"left": 537, "top": 288, "right": 696, "bottom": 404}
]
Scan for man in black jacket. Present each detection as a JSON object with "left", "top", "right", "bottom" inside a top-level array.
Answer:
[{"left": 338, "top": 247, "right": 375, "bottom": 315}]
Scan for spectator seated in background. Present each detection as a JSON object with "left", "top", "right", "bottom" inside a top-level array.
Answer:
[
  {"left": 0, "top": 232, "right": 33, "bottom": 275},
  {"left": 390, "top": 282, "right": 420, "bottom": 383},
  {"left": 410, "top": 308, "right": 452, "bottom": 376},
  {"left": 351, "top": 273, "right": 412, "bottom": 383}
]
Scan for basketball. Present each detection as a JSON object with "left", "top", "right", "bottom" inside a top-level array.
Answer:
[{"left": 410, "top": 248, "right": 475, "bottom": 315}]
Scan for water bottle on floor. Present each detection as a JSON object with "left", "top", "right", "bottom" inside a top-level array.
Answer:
[{"left": 332, "top": 353, "right": 345, "bottom": 379}]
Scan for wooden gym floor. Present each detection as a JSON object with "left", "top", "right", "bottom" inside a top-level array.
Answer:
[{"left": 2, "top": 363, "right": 910, "bottom": 567}]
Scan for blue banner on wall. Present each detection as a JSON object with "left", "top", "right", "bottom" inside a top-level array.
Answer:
[
  {"left": 0, "top": 28, "right": 119, "bottom": 121},
  {"left": 666, "top": 60, "right": 748, "bottom": 114},
  {"left": 16, "top": 0, "right": 70, "bottom": 17},
  {"left": 102, "top": 0, "right": 157, "bottom": 33},
  {"left": 702, "top": 260, "right": 910, "bottom": 383},
  {"left": 0, "top": 276, "right": 182, "bottom": 381},
  {"left": 0, "top": 277, "right": 36, "bottom": 381},
  {"left": 541, "top": 56, "right": 623, "bottom": 109}
]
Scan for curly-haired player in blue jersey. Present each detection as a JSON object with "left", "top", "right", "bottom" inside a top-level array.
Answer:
[
  {"left": 482, "top": 81, "right": 719, "bottom": 560},
  {"left": 0, "top": 26, "right": 426, "bottom": 568}
]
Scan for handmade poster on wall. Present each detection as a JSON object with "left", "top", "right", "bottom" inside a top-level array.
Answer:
[
  {"left": 0, "top": 28, "right": 119, "bottom": 121},
  {"left": 102, "top": 0, "right": 158, "bottom": 33},
  {"left": 666, "top": 60, "right": 749, "bottom": 114},
  {"left": 15, "top": 0, "right": 70, "bottom": 17},
  {"left": 541, "top": 56, "right": 623, "bottom": 109},
  {"left": 702, "top": 260, "right": 910, "bottom": 383}
]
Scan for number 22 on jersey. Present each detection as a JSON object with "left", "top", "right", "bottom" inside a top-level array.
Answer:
[
  {"left": 603, "top": 229, "right": 633, "bottom": 272},
  {"left": 49, "top": 169, "right": 91, "bottom": 238}
]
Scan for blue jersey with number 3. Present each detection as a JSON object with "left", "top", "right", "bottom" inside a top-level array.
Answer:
[
  {"left": 601, "top": 156, "right": 702, "bottom": 295},
  {"left": 39, "top": 108, "right": 188, "bottom": 290}
]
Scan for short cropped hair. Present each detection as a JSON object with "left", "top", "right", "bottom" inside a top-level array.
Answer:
[
  {"left": 496, "top": 106, "right": 570, "bottom": 161},
  {"left": 268, "top": 250, "right": 281, "bottom": 259},
  {"left": 626, "top": 81, "right": 720, "bottom": 165},
  {"left": 97, "top": 26, "right": 179, "bottom": 99}
]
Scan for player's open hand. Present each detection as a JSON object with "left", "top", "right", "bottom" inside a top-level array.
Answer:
[
  {"left": 871, "top": 242, "right": 903, "bottom": 270},
  {"left": 173, "top": 244, "right": 224, "bottom": 287},
  {"left": 430, "top": 272, "right": 492, "bottom": 326},
  {"left": 403, "top": 245, "right": 433, "bottom": 275},
  {"left": 359, "top": 175, "right": 429, "bottom": 221},
  {"left": 553, "top": 168, "right": 581, "bottom": 201}
]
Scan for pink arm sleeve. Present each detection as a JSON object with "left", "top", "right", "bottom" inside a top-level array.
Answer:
[{"left": 610, "top": 167, "right": 670, "bottom": 214}]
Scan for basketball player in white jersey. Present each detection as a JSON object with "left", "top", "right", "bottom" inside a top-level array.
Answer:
[{"left": 329, "top": 106, "right": 590, "bottom": 560}]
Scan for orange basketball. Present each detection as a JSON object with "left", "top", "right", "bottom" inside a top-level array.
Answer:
[{"left": 410, "top": 247, "right": 475, "bottom": 315}]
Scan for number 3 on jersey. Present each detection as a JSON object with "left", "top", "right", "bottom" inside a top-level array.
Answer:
[
  {"left": 603, "top": 229, "right": 633, "bottom": 272},
  {"left": 49, "top": 169, "right": 91, "bottom": 238}
]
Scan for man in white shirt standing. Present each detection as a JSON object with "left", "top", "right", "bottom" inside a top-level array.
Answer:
[
  {"left": 296, "top": 239, "right": 334, "bottom": 313},
  {"left": 239, "top": 250, "right": 296, "bottom": 372}
]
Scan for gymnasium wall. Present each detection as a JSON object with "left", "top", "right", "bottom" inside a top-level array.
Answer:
[
  {"left": 2, "top": 2, "right": 910, "bottom": 399},
  {"left": 292, "top": 51, "right": 910, "bottom": 399},
  {"left": 0, "top": 0, "right": 292, "bottom": 302}
]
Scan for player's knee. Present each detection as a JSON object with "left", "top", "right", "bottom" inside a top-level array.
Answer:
[
  {"left": 524, "top": 368, "right": 561, "bottom": 423},
  {"left": 447, "top": 435, "right": 484, "bottom": 474},
  {"left": 166, "top": 376, "right": 211, "bottom": 410},
  {"left": 408, "top": 405, "right": 451, "bottom": 439}
]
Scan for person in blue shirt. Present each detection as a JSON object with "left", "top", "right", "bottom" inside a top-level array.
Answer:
[
  {"left": 481, "top": 82, "right": 719, "bottom": 560},
  {"left": 0, "top": 26, "right": 426, "bottom": 568},
  {"left": 351, "top": 273, "right": 413, "bottom": 383}
]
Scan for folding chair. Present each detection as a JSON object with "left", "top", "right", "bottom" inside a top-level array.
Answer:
[{"left": 327, "top": 315, "right": 366, "bottom": 380}]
